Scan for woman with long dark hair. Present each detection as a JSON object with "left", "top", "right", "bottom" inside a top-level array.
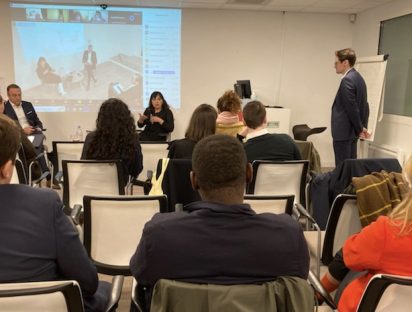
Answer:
[
  {"left": 137, "top": 91, "right": 174, "bottom": 141},
  {"left": 81, "top": 98, "right": 143, "bottom": 183}
]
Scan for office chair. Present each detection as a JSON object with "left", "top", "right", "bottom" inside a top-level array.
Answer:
[{"left": 292, "top": 124, "right": 327, "bottom": 141}]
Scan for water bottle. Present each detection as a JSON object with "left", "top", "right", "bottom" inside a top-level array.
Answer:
[{"left": 75, "top": 125, "right": 83, "bottom": 141}]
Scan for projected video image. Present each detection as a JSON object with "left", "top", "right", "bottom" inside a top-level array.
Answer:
[{"left": 10, "top": 3, "right": 181, "bottom": 112}]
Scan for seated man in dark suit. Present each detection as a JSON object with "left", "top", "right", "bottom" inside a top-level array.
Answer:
[
  {"left": 3, "top": 84, "right": 43, "bottom": 135},
  {"left": 0, "top": 114, "right": 110, "bottom": 312},
  {"left": 240, "top": 100, "right": 302, "bottom": 163},
  {"left": 130, "top": 134, "right": 309, "bottom": 310},
  {"left": 3, "top": 83, "right": 58, "bottom": 187}
]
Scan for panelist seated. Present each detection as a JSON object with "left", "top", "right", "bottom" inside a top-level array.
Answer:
[
  {"left": 3, "top": 84, "right": 43, "bottom": 135},
  {"left": 36, "top": 57, "right": 66, "bottom": 95},
  {"left": 0, "top": 94, "right": 42, "bottom": 180},
  {"left": 2, "top": 84, "right": 56, "bottom": 187},
  {"left": 130, "top": 135, "right": 309, "bottom": 311},
  {"left": 0, "top": 115, "right": 110, "bottom": 312},
  {"left": 137, "top": 91, "right": 174, "bottom": 141}
]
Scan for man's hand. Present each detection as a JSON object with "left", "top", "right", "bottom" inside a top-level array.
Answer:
[
  {"left": 359, "top": 128, "right": 371, "bottom": 139},
  {"left": 150, "top": 115, "right": 164, "bottom": 125},
  {"left": 23, "top": 126, "right": 35, "bottom": 135}
]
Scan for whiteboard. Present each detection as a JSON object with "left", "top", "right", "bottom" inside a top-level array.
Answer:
[{"left": 354, "top": 55, "right": 388, "bottom": 142}]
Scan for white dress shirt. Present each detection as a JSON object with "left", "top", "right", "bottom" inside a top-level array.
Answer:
[{"left": 10, "top": 101, "right": 30, "bottom": 129}]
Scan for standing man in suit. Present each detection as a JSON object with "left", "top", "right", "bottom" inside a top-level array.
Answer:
[
  {"left": 82, "top": 44, "right": 97, "bottom": 90},
  {"left": 0, "top": 114, "right": 110, "bottom": 312},
  {"left": 332, "top": 48, "right": 370, "bottom": 167}
]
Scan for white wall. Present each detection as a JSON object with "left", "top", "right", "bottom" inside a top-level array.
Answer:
[
  {"left": 354, "top": 0, "right": 412, "bottom": 165},
  {"left": 0, "top": 4, "right": 356, "bottom": 166}
]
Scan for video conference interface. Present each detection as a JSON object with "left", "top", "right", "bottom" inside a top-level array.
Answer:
[{"left": 10, "top": 3, "right": 181, "bottom": 112}]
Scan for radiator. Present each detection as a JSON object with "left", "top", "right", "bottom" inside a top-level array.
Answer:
[{"left": 367, "top": 142, "right": 404, "bottom": 165}]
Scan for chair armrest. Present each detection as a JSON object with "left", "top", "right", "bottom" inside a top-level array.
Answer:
[
  {"left": 105, "top": 275, "right": 124, "bottom": 312},
  {"left": 296, "top": 203, "right": 322, "bottom": 278},
  {"left": 29, "top": 158, "right": 49, "bottom": 186},
  {"left": 70, "top": 204, "right": 83, "bottom": 225},
  {"left": 55, "top": 171, "right": 63, "bottom": 183},
  {"left": 131, "top": 278, "right": 146, "bottom": 312},
  {"left": 308, "top": 270, "right": 337, "bottom": 309}
]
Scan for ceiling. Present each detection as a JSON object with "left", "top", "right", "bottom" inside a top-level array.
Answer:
[{"left": 13, "top": 0, "right": 395, "bottom": 14}]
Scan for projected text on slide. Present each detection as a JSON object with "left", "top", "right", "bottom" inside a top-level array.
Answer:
[{"left": 10, "top": 3, "right": 181, "bottom": 112}]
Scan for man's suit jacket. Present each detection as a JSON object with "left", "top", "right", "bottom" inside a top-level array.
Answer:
[
  {"left": 3, "top": 100, "right": 43, "bottom": 129},
  {"left": 82, "top": 50, "right": 97, "bottom": 69},
  {"left": 331, "top": 68, "right": 369, "bottom": 141},
  {"left": 0, "top": 184, "right": 98, "bottom": 298}
]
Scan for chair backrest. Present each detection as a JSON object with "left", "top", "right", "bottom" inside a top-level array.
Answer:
[
  {"left": 83, "top": 195, "right": 168, "bottom": 275},
  {"left": 243, "top": 195, "right": 295, "bottom": 215},
  {"left": 11, "top": 159, "right": 27, "bottom": 185},
  {"left": 357, "top": 274, "right": 412, "bottom": 312},
  {"left": 149, "top": 278, "right": 314, "bottom": 312},
  {"left": 247, "top": 160, "right": 309, "bottom": 206},
  {"left": 140, "top": 142, "right": 169, "bottom": 177},
  {"left": 52, "top": 141, "right": 85, "bottom": 174},
  {"left": 0, "top": 280, "right": 84, "bottom": 312},
  {"left": 321, "top": 194, "right": 362, "bottom": 265},
  {"left": 62, "top": 160, "right": 125, "bottom": 209}
]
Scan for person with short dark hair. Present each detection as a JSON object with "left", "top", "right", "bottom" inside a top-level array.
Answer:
[
  {"left": 137, "top": 91, "right": 174, "bottom": 141},
  {"left": 3, "top": 84, "right": 55, "bottom": 186},
  {"left": 0, "top": 94, "right": 41, "bottom": 180},
  {"left": 241, "top": 100, "right": 301, "bottom": 163},
  {"left": 130, "top": 134, "right": 309, "bottom": 310},
  {"left": 3, "top": 84, "right": 43, "bottom": 135},
  {"left": 0, "top": 114, "right": 110, "bottom": 312},
  {"left": 167, "top": 104, "right": 217, "bottom": 159},
  {"left": 81, "top": 98, "right": 143, "bottom": 183},
  {"left": 332, "top": 48, "right": 370, "bottom": 167}
]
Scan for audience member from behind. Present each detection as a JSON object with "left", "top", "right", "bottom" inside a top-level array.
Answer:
[
  {"left": 241, "top": 101, "right": 301, "bottom": 163},
  {"left": 81, "top": 98, "right": 143, "bottom": 183},
  {"left": 137, "top": 91, "right": 174, "bottom": 141},
  {"left": 168, "top": 104, "right": 217, "bottom": 159},
  {"left": 36, "top": 56, "right": 66, "bottom": 95},
  {"left": 0, "top": 114, "right": 110, "bottom": 312},
  {"left": 319, "top": 155, "right": 412, "bottom": 312},
  {"left": 130, "top": 134, "right": 309, "bottom": 310},
  {"left": 215, "top": 90, "right": 244, "bottom": 136}
]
